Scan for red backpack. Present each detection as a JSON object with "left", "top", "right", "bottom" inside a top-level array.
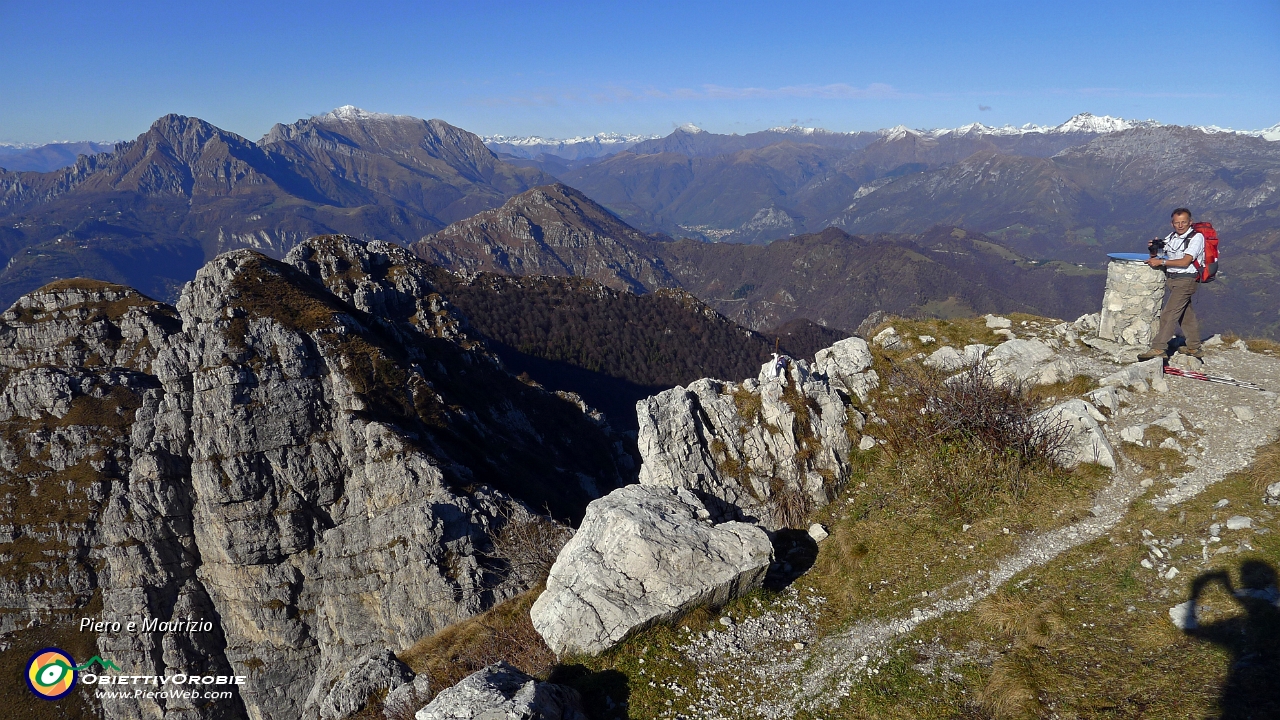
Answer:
[{"left": 1190, "top": 221, "right": 1219, "bottom": 283}]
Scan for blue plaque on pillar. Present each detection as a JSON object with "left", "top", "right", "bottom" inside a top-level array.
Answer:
[{"left": 1107, "top": 252, "right": 1152, "bottom": 263}]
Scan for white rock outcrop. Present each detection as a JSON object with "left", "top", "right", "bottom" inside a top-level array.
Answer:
[
  {"left": 530, "top": 484, "right": 773, "bottom": 656},
  {"left": 986, "top": 338, "right": 1076, "bottom": 386},
  {"left": 1100, "top": 357, "right": 1167, "bottom": 391},
  {"left": 637, "top": 344, "right": 871, "bottom": 526},
  {"left": 416, "top": 662, "right": 586, "bottom": 720},
  {"left": 384, "top": 675, "right": 434, "bottom": 720},
  {"left": 924, "top": 346, "right": 964, "bottom": 372},
  {"left": 1038, "top": 399, "right": 1116, "bottom": 469},
  {"left": 813, "top": 337, "right": 879, "bottom": 402},
  {"left": 872, "top": 326, "right": 903, "bottom": 350}
]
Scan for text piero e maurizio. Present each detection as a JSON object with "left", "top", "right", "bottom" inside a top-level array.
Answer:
[{"left": 79, "top": 617, "right": 215, "bottom": 634}]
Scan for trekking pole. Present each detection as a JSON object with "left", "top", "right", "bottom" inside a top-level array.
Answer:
[{"left": 1163, "top": 365, "right": 1267, "bottom": 391}]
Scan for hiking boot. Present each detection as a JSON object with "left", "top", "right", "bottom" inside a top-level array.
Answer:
[
  {"left": 1177, "top": 346, "right": 1204, "bottom": 359},
  {"left": 1137, "top": 348, "right": 1168, "bottom": 360}
]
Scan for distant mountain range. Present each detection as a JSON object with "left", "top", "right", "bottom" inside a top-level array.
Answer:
[
  {"left": 543, "top": 114, "right": 1280, "bottom": 249},
  {"left": 409, "top": 182, "right": 1277, "bottom": 339},
  {"left": 482, "top": 132, "right": 662, "bottom": 160},
  {"left": 479, "top": 113, "right": 1280, "bottom": 164},
  {"left": 0, "top": 141, "right": 118, "bottom": 172},
  {"left": 2, "top": 108, "right": 1277, "bottom": 338}
]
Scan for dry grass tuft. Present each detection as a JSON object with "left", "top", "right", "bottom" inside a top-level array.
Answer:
[
  {"left": 399, "top": 590, "right": 554, "bottom": 692},
  {"left": 880, "top": 362, "right": 1067, "bottom": 464},
  {"left": 1241, "top": 434, "right": 1280, "bottom": 493},
  {"left": 1119, "top": 426, "right": 1191, "bottom": 481},
  {"left": 977, "top": 594, "right": 1063, "bottom": 649},
  {"left": 768, "top": 478, "right": 813, "bottom": 529},
  {"left": 1025, "top": 374, "right": 1098, "bottom": 408},
  {"left": 732, "top": 386, "right": 763, "bottom": 423},
  {"left": 975, "top": 594, "right": 1065, "bottom": 719},
  {"left": 1244, "top": 337, "right": 1280, "bottom": 355},
  {"left": 978, "top": 660, "right": 1041, "bottom": 720}
]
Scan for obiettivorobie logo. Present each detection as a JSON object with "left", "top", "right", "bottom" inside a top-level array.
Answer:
[
  {"left": 25, "top": 649, "right": 118, "bottom": 700},
  {"left": 27, "top": 649, "right": 247, "bottom": 702}
]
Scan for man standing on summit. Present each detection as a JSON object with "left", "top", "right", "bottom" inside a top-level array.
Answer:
[{"left": 1138, "top": 208, "right": 1208, "bottom": 360}]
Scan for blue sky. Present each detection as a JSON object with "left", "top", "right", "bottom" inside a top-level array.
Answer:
[{"left": 1, "top": 0, "right": 1277, "bottom": 143}]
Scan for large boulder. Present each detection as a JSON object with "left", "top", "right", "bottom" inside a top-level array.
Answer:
[
  {"left": 530, "top": 484, "right": 773, "bottom": 656},
  {"left": 415, "top": 662, "right": 585, "bottom": 720},
  {"left": 1038, "top": 399, "right": 1116, "bottom": 469},
  {"left": 986, "top": 338, "right": 1075, "bottom": 386},
  {"left": 320, "top": 648, "right": 415, "bottom": 720}
]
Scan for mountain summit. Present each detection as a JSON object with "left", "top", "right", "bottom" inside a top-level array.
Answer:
[{"left": 413, "top": 182, "right": 676, "bottom": 293}]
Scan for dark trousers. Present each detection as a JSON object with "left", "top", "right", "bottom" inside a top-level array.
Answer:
[{"left": 1151, "top": 274, "right": 1200, "bottom": 351}]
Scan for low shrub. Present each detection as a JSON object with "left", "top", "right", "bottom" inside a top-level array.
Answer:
[
  {"left": 875, "top": 361, "right": 1070, "bottom": 517},
  {"left": 485, "top": 511, "right": 573, "bottom": 590}
]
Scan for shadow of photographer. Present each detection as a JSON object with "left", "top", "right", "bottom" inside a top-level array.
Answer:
[{"left": 1179, "top": 560, "right": 1280, "bottom": 719}]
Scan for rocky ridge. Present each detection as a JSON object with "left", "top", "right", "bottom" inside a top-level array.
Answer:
[{"left": 0, "top": 236, "right": 625, "bottom": 719}]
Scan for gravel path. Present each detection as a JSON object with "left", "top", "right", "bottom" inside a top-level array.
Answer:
[{"left": 665, "top": 342, "right": 1280, "bottom": 720}]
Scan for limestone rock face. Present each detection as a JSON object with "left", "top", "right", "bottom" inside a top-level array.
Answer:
[
  {"left": 636, "top": 350, "right": 867, "bottom": 527},
  {"left": 0, "top": 238, "right": 626, "bottom": 720},
  {"left": 320, "top": 649, "right": 416, "bottom": 720},
  {"left": 1038, "top": 399, "right": 1116, "bottom": 469},
  {"left": 529, "top": 485, "right": 772, "bottom": 656},
  {"left": 415, "top": 662, "right": 586, "bottom": 720},
  {"left": 1097, "top": 259, "right": 1165, "bottom": 348}
]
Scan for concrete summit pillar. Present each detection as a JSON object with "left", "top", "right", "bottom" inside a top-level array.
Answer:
[{"left": 1097, "top": 253, "right": 1166, "bottom": 349}]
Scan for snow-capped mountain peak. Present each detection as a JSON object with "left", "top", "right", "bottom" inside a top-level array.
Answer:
[
  {"left": 767, "top": 125, "right": 819, "bottom": 135},
  {"left": 318, "top": 106, "right": 405, "bottom": 123},
  {"left": 1191, "top": 122, "right": 1280, "bottom": 141},
  {"left": 879, "top": 125, "right": 923, "bottom": 142},
  {"left": 1052, "top": 112, "right": 1159, "bottom": 134},
  {"left": 917, "top": 113, "right": 1167, "bottom": 138},
  {"left": 676, "top": 123, "right": 706, "bottom": 134},
  {"left": 947, "top": 122, "right": 990, "bottom": 136}
]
